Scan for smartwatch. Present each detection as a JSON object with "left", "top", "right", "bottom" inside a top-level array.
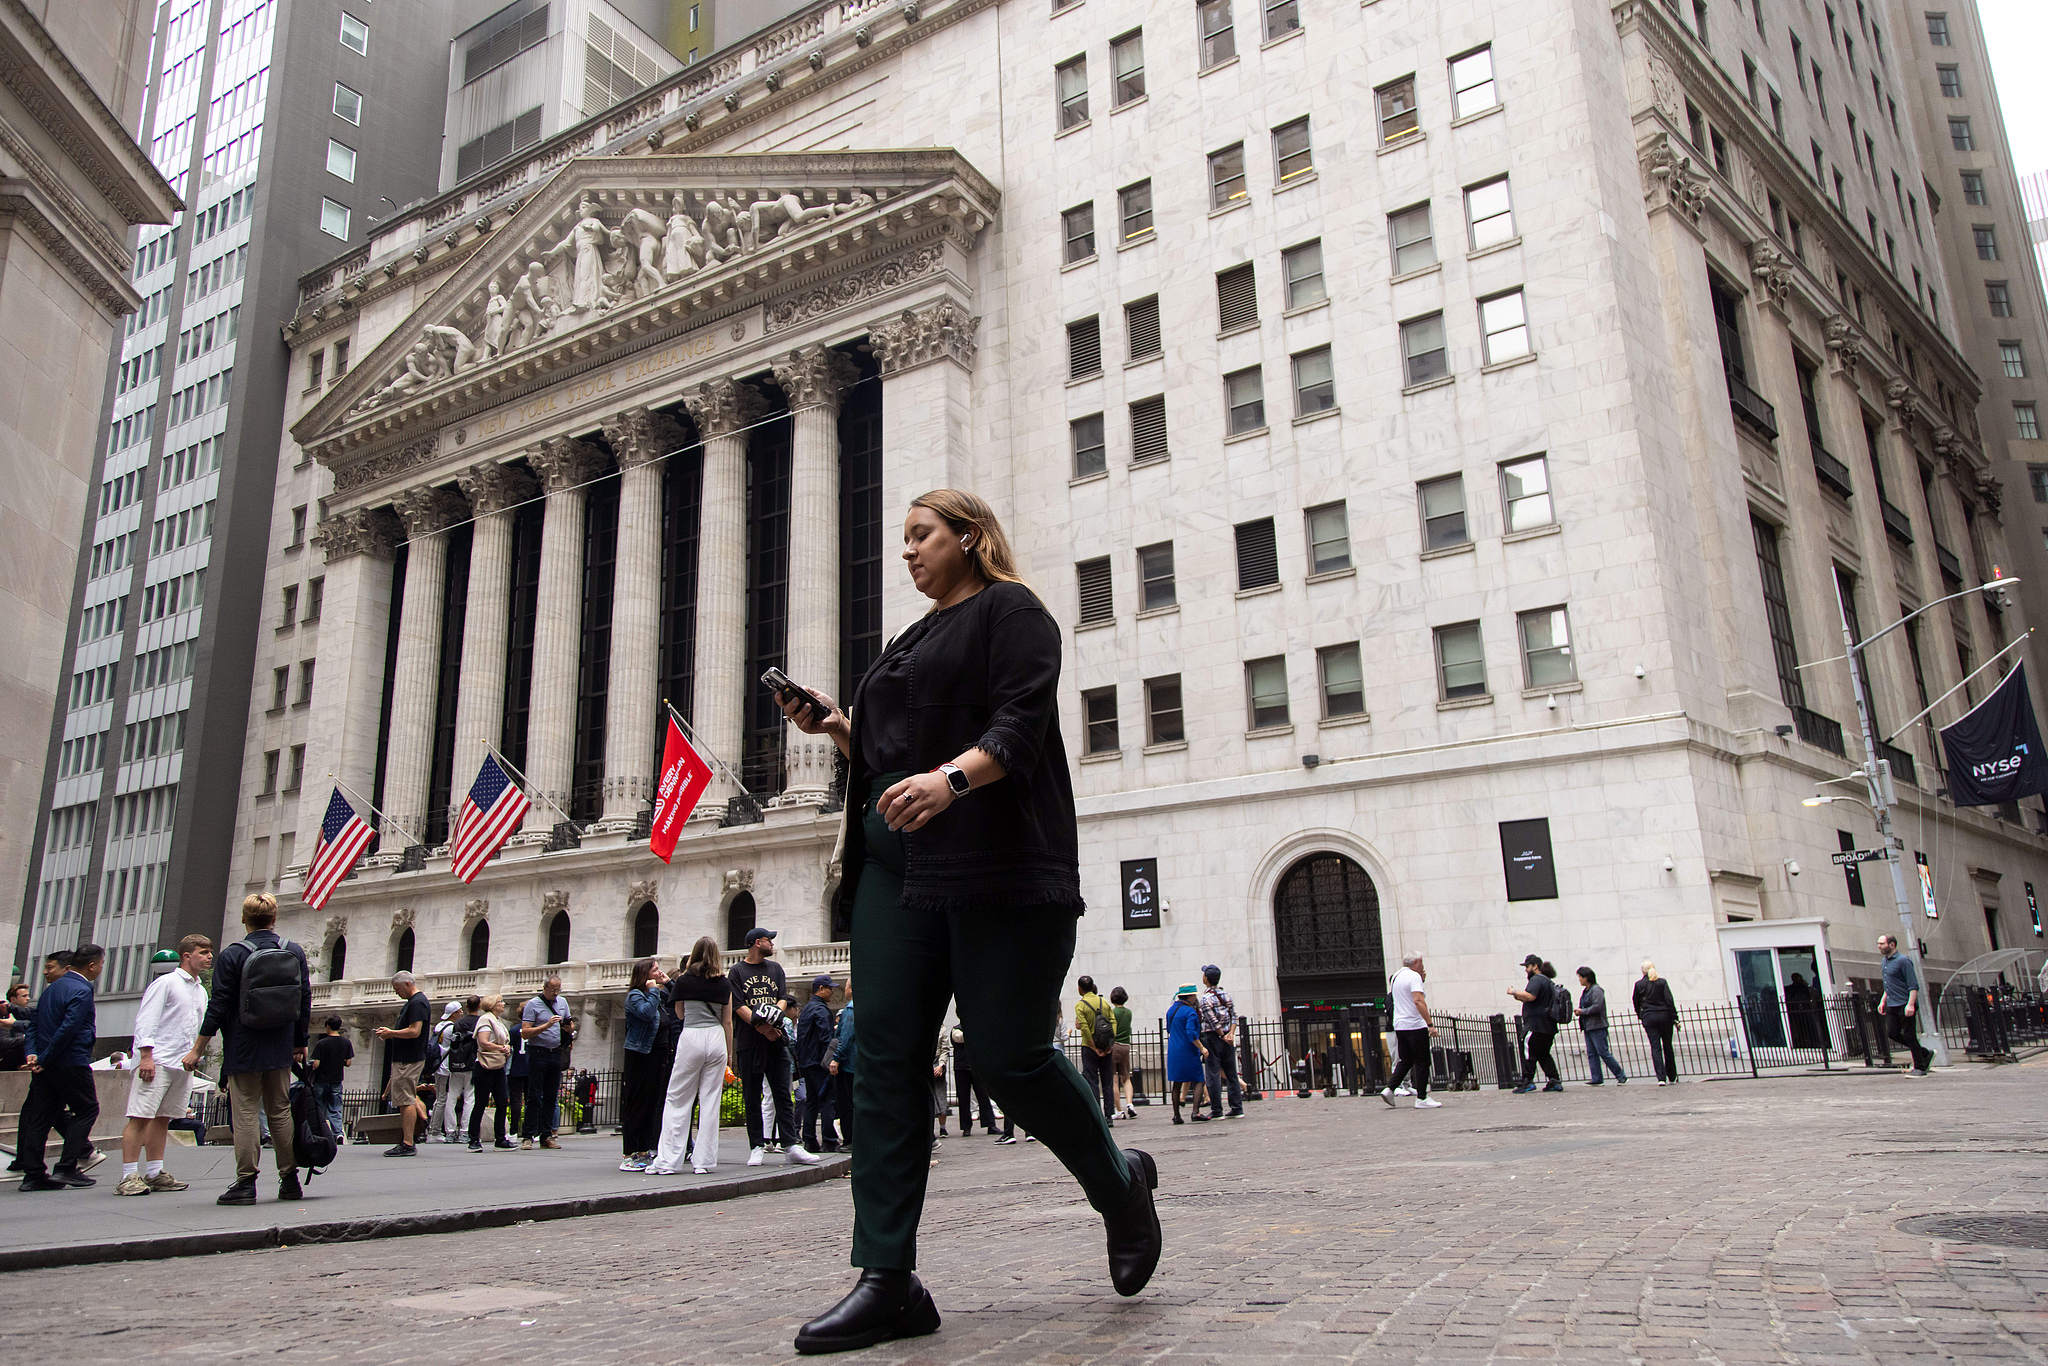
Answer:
[{"left": 936, "top": 762, "right": 971, "bottom": 798}]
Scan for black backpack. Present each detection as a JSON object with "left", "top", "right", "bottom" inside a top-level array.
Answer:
[
  {"left": 446, "top": 1016, "right": 478, "bottom": 1073},
  {"left": 1548, "top": 979, "right": 1574, "bottom": 1028},
  {"left": 289, "top": 1066, "right": 340, "bottom": 1174},
  {"left": 1086, "top": 995, "right": 1115, "bottom": 1051},
  {"left": 238, "top": 938, "right": 302, "bottom": 1030}
]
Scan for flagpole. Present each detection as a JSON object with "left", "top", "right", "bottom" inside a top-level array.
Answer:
[
  {"left": 663, "top": 698, "right": 755, "bottom": 799},
  {"left": 483, "top": 744, "right": 577, "bottom": 826},
  {"left": 1881, "top": 628, "right": 2035, "bottom": 744},
  {"left": 330, "top": 773, "right": 425, "bottom": 848}
]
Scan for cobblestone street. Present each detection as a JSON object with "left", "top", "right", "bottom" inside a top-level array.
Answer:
[{"left": 6, "top": 1062, "right": 2047, "bottom": 1363}]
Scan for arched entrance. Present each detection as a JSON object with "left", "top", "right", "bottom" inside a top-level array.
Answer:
[
  {"left": 468, "top": 920, "right": 490, "bottom": 970},
  {"left": 394, "top": 927, "right": 415, "bottom": 975},
  {"left": 725, "top": 891, "right": 756, "bottom": 951},
  {"left": 1272, "top": 852, "right": 1389, "bottom": 1091},
  {"left": 632, "top": 902, "right": 659, "bottom": 957},
  {"left": 546, "top": 911, "right": 571, "bottom": 964}
]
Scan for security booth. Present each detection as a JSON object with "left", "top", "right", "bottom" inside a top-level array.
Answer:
[{"left": 1715, "top": 917, "right": 1840, "bottom": 1056}]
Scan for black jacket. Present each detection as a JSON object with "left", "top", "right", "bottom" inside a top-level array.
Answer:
[
  {"left": 834, "top": 580, "right": 1083, "bottom": 917},
  {"left": 199, "top": 929, "right": 312, "bottom": 1076},
  {"left": 795, "top": 997, "right": 835, "bottom": 1069},
  {"left": 1632, "top": 975, "right": 1678, "bottom": 1026}
]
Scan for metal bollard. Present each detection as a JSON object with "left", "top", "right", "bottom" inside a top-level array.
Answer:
[{"left": 1488, "top": 1013, "right": 1517, "bottom": 1089}]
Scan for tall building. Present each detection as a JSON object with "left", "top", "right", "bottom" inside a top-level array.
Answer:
[
  {"left": 249, "top": 0, "right": 2048, "bottom": 1074},
  {"left": 10, "top": 0, "right": 462, "bottom": 1030},
  {"left": 2022, "top": 168, "right": 2048, "bottom": 289}
]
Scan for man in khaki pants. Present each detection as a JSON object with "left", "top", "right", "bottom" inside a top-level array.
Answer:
[{"left": 185, "top": 894, "right": 312, "bottom": 1205}]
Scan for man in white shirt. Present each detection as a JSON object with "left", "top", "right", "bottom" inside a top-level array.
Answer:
[
  {"left": 1381, "top": 953, "right": 1442, "bottom": 1109},
  {"left": 118, "top": 935, "right": 215, "bottom": 1195}
]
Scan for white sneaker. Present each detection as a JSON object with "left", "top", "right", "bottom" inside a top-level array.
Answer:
[
  {"left": 692, "top": 1165, "right": 714, "bottom": 1175},
  {"left": 1379, "top": 1088, "right": 1396, "bottom": 1108},
  {"left": 746, "top": 1147, "right": 765, "bottom": 1167},
  {"left": 1414, "top": 1098, "right": 1443, "bottom": 1108},
  {"left": 1393, "top": 1085, "right": 1415, "bottom": 1097},
  {"left": 786, "top": 1144, "right": 822, "bottom": 1166}
]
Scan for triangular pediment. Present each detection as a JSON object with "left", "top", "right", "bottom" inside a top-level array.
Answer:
[{"left": 296, "top": 149, "right": 998, "bottom": 464}]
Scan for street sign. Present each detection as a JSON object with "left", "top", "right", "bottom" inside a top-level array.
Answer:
[{"left": 1831, "top": 847, "right": 1891, "bottom": 865}]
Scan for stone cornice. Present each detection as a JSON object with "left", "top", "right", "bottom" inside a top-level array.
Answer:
[{"left": 0, "top": 181, "right": 136, "bottom": 314}]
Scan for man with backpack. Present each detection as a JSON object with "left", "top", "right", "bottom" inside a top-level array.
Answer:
[
  {"left": 185, "top": 894, "right": 312, "bottom": 1204},
  {"left": 1508, "top": 954, "right": 1565, "bottom": 1093},
  {"left": 1073, "top": 976, "right": 1118, "bottom": 1127},
  {"left": 431, "top": 999, "right": 480, "bottom": 1143},
  {"left": 1196, "top": 965, "right": 1245, "bottom": 1119}
]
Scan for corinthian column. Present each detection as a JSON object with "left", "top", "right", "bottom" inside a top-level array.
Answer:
[
  {"left": 451, "top": 461, "right": 536, "bottom": 824},
  {"left": 384, "top": 485, "right": 468, "bottom": 846},
  {"left": 527, "top": 438, "right": 608, "bottom": 820},
  {"left": 682, "top": 376, "right": 767, "bottom": 817},
  {"left": 302, "top": 508, "right": 399, "bottom": 862},
  {"left": 598, "top": 406, "right": 685, "bottom": 826},
  {"left": 871, "top": 299, "right": 980, "bottom": 629},
  {"left": 771, "top": 344, "right": 857, "bottom": 802}
]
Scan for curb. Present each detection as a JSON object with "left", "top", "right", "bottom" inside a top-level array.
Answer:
[{"left": 0, "top": 1156, "right": 847, "bottom": 1273}]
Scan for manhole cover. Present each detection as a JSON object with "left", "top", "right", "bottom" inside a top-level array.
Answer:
[
  {"left": 1897, "top": 1213, "right": 2048, "bottom": 1249},
  {"left": 1473, "top": 1124, "right": 1546, "bottom": 1133}
]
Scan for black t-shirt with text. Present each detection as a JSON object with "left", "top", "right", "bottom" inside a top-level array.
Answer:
[
  {"left": 308, "top": 1033, "right": 354, "bottom": 1085},
  {"left": 728, "top": 958, "right": 789, "bottom": 1048},
  {"left": 387, "top": 992, "right": 432, "bottom": 1063}
]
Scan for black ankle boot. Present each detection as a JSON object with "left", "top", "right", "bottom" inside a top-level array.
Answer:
[
  {"left": 1104, "top": 1148, "right": 1161, "bottom": 1296},
  {"left": 217, "top": 1177, "right": 256, "bottom": 1206},
  {"left": 795, "top": 1270, "right": 940, "bottom": 1355}
]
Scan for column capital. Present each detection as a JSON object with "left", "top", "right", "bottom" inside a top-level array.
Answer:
[
  {"left": 310, "top": 507, "right": 400, "bottom": 563},
  {"left": 602, "top": 406, "right": 689, "bottom": 469},
  {"left": 531, "top": 436, "right": 608, "bottom": 492},
  {"left": 868, "top": 298, "right": 978, "bottom": 376},
  {"left": 771, "top": 344, "right": 859, "bottom": 409},
  {"left": 1885, "top": 378, "right": 1922, "bottom": 434},
  {"left": 683, "top": 377, "right": 768, "bottom": 438},
  {"left": 391, "top": 485, "right": 467, "bottom": 538},
  {"left": 456, "top": 459, "right": 538, "bottom": 515}
]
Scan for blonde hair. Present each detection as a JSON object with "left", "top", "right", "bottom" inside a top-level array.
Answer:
[
  {"left": 241, "top": 893, "right": 278, "bottom": 928},
  {"left": 479, "top": 994, "right": 505, "bottom": 1016},
  {"left": 1641, "top": 959, "right": 1661, "bottom": 981},
  {"left": 909, "top": 489, "right": 1028, "bottom": 598}
]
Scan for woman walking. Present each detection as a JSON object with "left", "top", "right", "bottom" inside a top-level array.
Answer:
[
  {"left": 1109, "top": 987, "right": 1135, "bottom": 1118},
  {"left": 1633, "top": 959, "right": 1681, "bottom": 1084},
  {"left": 1574, "top": 967, "right": 1628, "bottom": 1084},
  {"left": 620, "top": 958, "right": 670, "bottom": 1171},
  {"left": 647, "top": 937, "right": 733, "bottom": 1176},
  {"left": 1165, "top": 985, "right": 1207, "bottom": 1123},
  {"left": 776, "top": 490, "right": 1161, "bottom": 1354},
  {"left": 466, "top": 996, "right": 514, "bottom": 1150}
]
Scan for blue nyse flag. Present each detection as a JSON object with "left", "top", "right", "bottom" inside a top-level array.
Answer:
[{"left": 1939, "top": 662, "right": 2048, "bottom": 806}]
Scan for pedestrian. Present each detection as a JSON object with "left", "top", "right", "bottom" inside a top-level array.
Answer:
[
  {"left": 796, "top": 974, "right": 841, "bottom": 1154},
  {"left": 648, "top": 936, "right": 734, "bottom": 1176},
  {"left": 2, "top": 981, "right": 30, "bottom": 1072},
  {"left": 306, "top": 1016, "right": 354, "bottom": 1142},
  {"left": 1632, "top": 960, "right": 1681, "bottom": 1084},
  {"left": 518, "top": 975, "right": 572, "bottom": 1149},
  {"left": 1074, "top": 976, "right": 1117, "bottom": 1126},
  {"left": 1195, "top": 966, "right": 1245, "bottom": 1119},
  {"left": 115, "top": 935, "right": 215, "bottom": 1196},
  {"left": 426, "top": 1001, "right": 461, "bottom": 1140},
  {"left": 467, "top": 995, "right": 515, "bottom": 1151},
  {"left": 1575, "top": 967, "right": 1628, "bottom": 1085},
  {"left": 620, "top": 958, "right": 669, "bottom": 1170},
  {"left": 1508, "top": 954, "right": 1563, "bottom": 1093},
  {"left": 15, "top": 944, "right": 105, "bottom": 1191},
  {"left": 831, "top": 990, "right": 856, "bottom": 1151},
  {"left": 186, "top": 894, "right": 312, "bottom": 1203},
  {"left": 1108, "top": 988, "right": 1136, "bottom": 1119},
  {"left": 373, "top": 970, "right": 432, "bottom": 1154},
  {"left": 1877, "top": 933, "right": 1935, "bottom": 1074},
  {"left": 774, "top": 489, "right": 1160, "bottom": 1354},
  {"left": 950, "top": 1025, "right": 997, "bottom": 1136},
  {"left": 728, "top": 928, "right": 819, "bottom": 1167},
  {"left": 1165, "top": 985, "right": 1206, "bottom": 1123},
  {"left": 505, "top": 1003, "right": 528, "bottom": 1135},
  {"left": 1381, "top": 953, "right": 1442, "bottom": 1109}
]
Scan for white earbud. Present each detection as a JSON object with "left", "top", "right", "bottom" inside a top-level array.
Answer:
[{"left": 960, "top": 536, "right": 973, "bottom": 550}]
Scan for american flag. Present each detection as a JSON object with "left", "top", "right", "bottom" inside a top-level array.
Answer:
[
  {"left": 450, "top": 752, "right": 530, "bottom": 883},
  {"left": 302, "top": 788, "right": 374, "bottom": 910}
]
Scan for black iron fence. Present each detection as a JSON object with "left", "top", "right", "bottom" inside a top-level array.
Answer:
[{"left": 1937, "top": 987, "right": 2048, "bottom": 1061}]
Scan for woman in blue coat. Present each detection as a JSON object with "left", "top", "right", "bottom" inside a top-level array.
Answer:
[{"left": 1164, "top": 986, "right": 1209, "bottom": 1125}]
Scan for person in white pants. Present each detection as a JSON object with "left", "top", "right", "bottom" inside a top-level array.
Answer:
[
  {"left": 648, "top": 937, "right": 735, "bottom": 1175},
  {"left": 429, "top": 1001, "right": 474, "bottom": 1141}
]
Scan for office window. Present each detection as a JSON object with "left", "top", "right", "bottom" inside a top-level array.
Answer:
[
  {"left": 1950, "top": 117, "right": 1973, "bottom": 151},
  {"left": 1209, "top": 142, "right": 1247, "bottom": 208},
  {"left": 1217, "top": 262, "right": 1258, "bottom": 331},
  {"left": 297, "top": 660, "right": 316, "bottom": 705},
  {"left": 1062, "top": 202, "right": 1095, "bottom": 263},
  {"left": 1130, "top": 395, "right": 1168, "bottom": 463},
  {"left": 1198, "top": 0, "right": 1235, "bottom": 68},
  {"left": 333, "top": 83, "right": 362, "bottom": 124},
  {"left": 1937, "top": 64, "right": 1962, "bottom": 97},
  {"left": 1118, "top": 179, "right": 1153, "bottom": 241},
  {"left": 2003, "top": 342, "right": 2027, "bottom": 378},
  {"left": 280, "top": 584, "right": 298, "bottom": 625},
  {"left": 1056, "top": 55, "right": 1089, "bottom": 129},
  {"left": 1126, "top": 295, "right": 1161, "bottom": 360},
  {"left": 1389, "top": 202, "right": 1435, "bottom": 275},
  {"left": 326, "top": 139, "right": 356, "bottom": 182},
  {"left": 271, "top": 667, "right": 289, "bottom": 711},
  {"left": 1435, "top": 622, "right": 1487, "bottom": 700},
  {"left": 1282, "top": 240, "right": 1324, "bottom": 308},
  {"left": 1961, "top": 170, "right": 1986, "bottom": 204},
  {"left": 287, "top": 745, "right": 305, "bottom": 792},
  {"left": 1083, "top": 686, "right": 1119, "bottom": 754},
  {"left": 1499, "top": 454, "right": 1554, "bottom": 533},
  {"left": 305, "top": 576, "right": 324, "bottom": 622},
  {"left": 1518, "top": 607, "right": 1576, "bottom": 687},
  {"left": 1305, "top": 501, "right": 1350, "bottom": 574},
  {"left": 1480, "top": 289, "right": 1531, "bottom": 364},
  {"left": 1419, "top": 475, "right": 1468, "bottom": 550},
  {"left": 1076, "top": 556, "right": 1112, "bottom": 624},
  {"left": 1377, "top": 76, "right": 1420, "bottom": 145},
  {"left": 1402, "top": 312, "right": 1448, "bottom": 386},
  {"left": 1974, "top": 224, "right": 1998, "bottom": 260},
  {"left": 1111, "top": 29, "right": 1146, "bottom": 104},
  {"left": 1225, "top": 366, "right": 1266, "bottom": 435},
  {"left": 1318, "top": 643, "right": 1365, "bottom": 718},
  {"left": 1926, "top": 11, "right": 1949, "bottom": 44},
  {"left": 1449, "top": 46, "right": 1497, "bottom": 118},
  {"left": 1071, "top": 413, "right": 1106, "bottom": 477},
  {"left": 1272, "top": 117, "right": 1313, "bottom": 183},
  {"left": 1264, "top": 0, "right": 1299, "bottom": 40},
  {"left": 1987, "top": 281, "right": 2013, "bottom": 317},
  {"left": 319, "top": 198, "right": 349, "bottom": 240},
  {"left": 1246, "top": 657, "right": 1290, "bottom": 729},
  {"left": 1145, "top": 675, "right": 1185, "bottom": 745},
  {"left": 290, "top": 506, "right": 307, "bottom": 547},
  {"left": 1068, "top": 316, "right": 1102, "bottom": 379},
  {"left": 2019, "top": 405, "right": 2041, "bottom": 441},
  {"left": 1292, "top": 346, "right": 1335, "bottom": 416},
  {"left": 338, "top": 12, "right": 368, "bottom": 53},
  {"left": 306, "top": 351, "right": 324, "bottom": 392},
  {"left": 1235, "top": 517, "right": 1279, "bottom": 590},
  {"left": 333, "top": 339, "right": 349, "bottom": 375},
  {"left": 262, "top": 750, "right": 279, "bottom": 796},
  {"left": 1138, "top": 542, "right": 1176, "bottom": 610},
  {"left": 1465, "top": 176, "right": 1515, "bottom": 250}
]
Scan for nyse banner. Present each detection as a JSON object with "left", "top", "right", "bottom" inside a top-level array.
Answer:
[
  {"left": 1499, "top": 818, "right": 1559, "bottom": 901},
  {"left": 1121, "top": 858, "right": 1160, "bottom": 930},
  {"left": 1939, "top": 661, "right": 2048, "bottom": 805}
]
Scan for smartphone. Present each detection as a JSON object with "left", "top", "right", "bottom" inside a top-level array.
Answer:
[{"left": 761, "top": 666, "right": 827, "bottom": 721}]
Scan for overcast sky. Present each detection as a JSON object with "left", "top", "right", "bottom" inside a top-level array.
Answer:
[{"left": 1982, "top": 0, "right": 2048, "bottom": 173}]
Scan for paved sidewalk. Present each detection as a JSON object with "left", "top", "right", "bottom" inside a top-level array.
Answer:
[{"left": 3, "top": 1064, "right": 2046, "bottom": 1363}]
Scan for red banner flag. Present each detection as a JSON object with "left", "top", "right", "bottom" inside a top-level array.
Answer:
[{"left": 650, "top": 716, "right": 713, "bottom": 862}]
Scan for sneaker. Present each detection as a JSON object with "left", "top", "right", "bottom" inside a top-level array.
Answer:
[
  {"left": 519, "top": 1139, "right": 534, "bottom": 1150},
  {"left": 1541, "top": 1081, "right": 1564, "bottom": 1093},
  {"left": 49, "top": 1166, "right": 94, "bottom": 1187},
  {"left": 76, "top": 1147, "right": 107, "bottom": 1174},
  {"left": 1393, "top": 1086, "right": 1415, "bottom": 1097},
  {"left": 1226, "top": 1110, "right": 1244, "bottom": 1119},
  {"left": 1380, "top": 1088, "right": 1397, "bottom": 1108},
  {"left": 469, "top": 1143, "right": 484, "bottom": 1153},
  {"left": 1911, "top": 1066, "right": 1930, "bottom": 1076},
  {"left": 115, "top": 1173, "right": 151, "bottom": 1197},
  {"left": 1587, "top": 1080, "right": 1605, "bottom": 1086},
  {"left": 383, "top": 1143, "right": 416, "bottom": 1157},
  {"left": 1414, "top": 1098, "right": 1443, "bottom": 1108},
  {"left": 144, "top": 1170, "right": 188, "bottom": 1192},
  {"left": 540, "top": 1137, "right": 561, "bottom": 1150},
  {"left": 620, "top": 1157, "right": 649, "bottom": 1172},
  {"left": 17, "top": 1174, "right": 68, "bottom": 1192},
  {"left": 1171, "top": 1115, "right": 1184, "bottom": 1125},
  {"left": 1616, "top": 1077, "right": 1628, "bottom": 1085},
  {"left": 1190, "top": 1113, "right": 1210, "bottom": 1122},
  {"left": 1656, "top": 1079, "right": 1668, "bottom": 1087},
  {"left": 692, "top": 1166, "right": 714, "bottom": 1175},
  {"left": 1512, "top": 1083, "right": 1537, "bottom": 1094},
  {"left": 787, "top": 1144, "right": 822, "bottom": 1166},
  {"left": 764, "top": 1142, "right": 784, "bottom": 1154},
  {"left": 996, "top": 1134, "right": 1018, "bottom": 1144},
  {"left": 746, "top": 1147, "right": 766, "bottom": 1167},
  {"left": 1024, "top": 1135, "right": 1038, "bottom": 1143}
]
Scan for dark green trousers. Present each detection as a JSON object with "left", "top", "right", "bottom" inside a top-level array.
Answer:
[{"left": 850, "top": 776, "right": 1134, "bottom": 1270}]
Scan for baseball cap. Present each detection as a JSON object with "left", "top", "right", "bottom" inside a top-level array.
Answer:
[
  {"left": 443, "top": 1001, "right": 461, "bottom": 1016},
  {"left": 1201, "top": 963, "right": 1221, "bottom": 980},
  {"left": 1522, "top": 954, "right": 1544, "bottom": 967},
  {"left": 743, "top": 927, "right": 777, "bottom": 945},
  {"left": 812, "top": 973, "right": 835, "bottom": 990}
]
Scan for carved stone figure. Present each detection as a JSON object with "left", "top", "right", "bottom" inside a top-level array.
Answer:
[
  {"left": 662, "top": 192, "right": 708, "bottom": 278},
  {"left": 505, "top": 261, "right": 559, "bottom": 349},
  {"left": 546, "top": 193, "right": 618, "bottom": 312},
  {"left": 421, "top": 322, "right": 478, "bottom": 374},
  {"left": 699, "top": 193, "right": 744, "bottom": 260},
  {"left": 617, "top": 208, "right": 668, "bottom": 297},
  {"left": 479, "top": 281, "right": 510, "bottom": 360},
  {"left": 350, "top": 340, "right": 442, "bottom": 414},
  {"left": 740, "top": 190, "right": 837, "bottom": 250}
]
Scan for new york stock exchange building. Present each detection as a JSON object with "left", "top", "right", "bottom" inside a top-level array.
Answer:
[{"left": 239, "top": 0, "right": 2048, "bottom": 1077}]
